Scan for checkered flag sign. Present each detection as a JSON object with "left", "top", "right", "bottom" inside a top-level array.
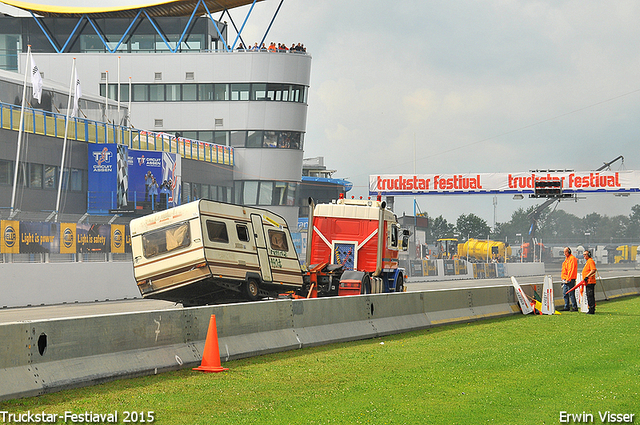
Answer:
[{"left": 30, "top": 52, "right": 43, "bottom": 102}]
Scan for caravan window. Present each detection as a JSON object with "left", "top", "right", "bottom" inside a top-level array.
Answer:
[
  {"left": 142, "top": 221, "right": 191, "bottom": 258},
  {"left": 268, "top": 230, "right": 288, "bottom": 252},
  {"left": 236, "top": 224, "right": 250, "bottom": 242},
  {"left": 206, "top": 220, "right": 229, "bottom": 243}
]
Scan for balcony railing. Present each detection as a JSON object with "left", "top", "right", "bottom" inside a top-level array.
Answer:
[{"left": 0, "top": 101, "right": 233, "bottom": 166}]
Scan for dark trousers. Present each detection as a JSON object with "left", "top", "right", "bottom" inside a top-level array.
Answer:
[
  {"left": 563, "top": 279, "right": 578, "bottom": 309},
  {"left": 586, "top": 284, "right": 596, "bottom": 313}
]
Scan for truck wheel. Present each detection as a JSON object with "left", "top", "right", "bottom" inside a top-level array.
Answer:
[
  {"left": 245, "top": 279, "right": 260, "bottom": 300},
  {"left": 360, "top": 275, "right": 371, "bottom": 294},
  {"left": 395, "top": 274, "right": 404, "bottom": 292}
]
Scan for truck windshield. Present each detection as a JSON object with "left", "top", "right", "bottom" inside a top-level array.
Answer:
[{"left": 142, "top": 221, "right": 191, "bottom": 258}]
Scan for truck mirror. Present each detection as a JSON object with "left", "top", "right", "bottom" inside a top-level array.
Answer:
[{"left": 402, "top": 236, "right": 409, "bottom": 251}]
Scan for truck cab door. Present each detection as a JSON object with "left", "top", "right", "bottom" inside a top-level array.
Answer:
[{"left": 251, "top": 214, "right": 273, "bottom": 282}]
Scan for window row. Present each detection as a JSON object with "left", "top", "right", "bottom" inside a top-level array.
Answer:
[
  {"left": 234, "top": 180, "right": 297, "bottom": 207},
  {"left": 183, "top": 182, "right": 232, "bottom": 204},
  {"left": 177, "top": 130, "right": 303, "bottom": 150},
  {"left": 0, "top": 160, "right": 84, "bottom": 191},
  {"left": 206, "top": 220, "right": 288, "bottom": 252},
  {"left": 100, "top": 82, "right": 308, "bottom": 104}
]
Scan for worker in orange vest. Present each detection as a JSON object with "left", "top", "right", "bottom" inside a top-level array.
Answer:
[
  {"left": 560, "top": 247, "right": 578, "bottom": 311},
  {"left": 582, "top": 250, "right": 597, "bottom": 314}
]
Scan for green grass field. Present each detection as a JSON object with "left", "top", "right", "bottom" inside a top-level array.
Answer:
[{"left": 2, "top": 296, "right": 639, "bottom": 424}]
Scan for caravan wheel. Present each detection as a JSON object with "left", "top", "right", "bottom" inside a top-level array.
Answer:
[{"left": 245, "top": 279, "right": 260, "bottom": 300}]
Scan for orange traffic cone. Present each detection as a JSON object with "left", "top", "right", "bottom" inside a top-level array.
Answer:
[{"left": 193, "top": 314, "right": 229, "bottom": 373}]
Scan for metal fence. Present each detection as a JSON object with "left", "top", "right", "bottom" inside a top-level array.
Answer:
[{"left": 0, "top": 101, "right": 233, "bottom": 166}]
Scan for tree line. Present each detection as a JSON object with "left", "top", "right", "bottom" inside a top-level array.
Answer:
[{"left": 421, "top": 204, "right": 640, "bottom": 247}]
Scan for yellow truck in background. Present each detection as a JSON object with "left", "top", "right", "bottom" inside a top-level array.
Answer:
[
  {"left": 457, "top": 238, "right": 511, "bottom": 262},
  {"left": 614, "top": 245, "right": 638, "bottom": 263}
]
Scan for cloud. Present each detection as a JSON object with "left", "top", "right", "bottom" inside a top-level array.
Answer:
[{"left": 238, "top": 0, "right": 640, "bottom": 222}]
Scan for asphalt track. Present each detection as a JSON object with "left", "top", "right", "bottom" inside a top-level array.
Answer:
[{"left": 0, "top": 264, "right": 637, "bottom": 324}]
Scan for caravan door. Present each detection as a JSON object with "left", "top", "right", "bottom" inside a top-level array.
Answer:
[{"left": 251, "top": 213, "right": 273, "bottom": 282}]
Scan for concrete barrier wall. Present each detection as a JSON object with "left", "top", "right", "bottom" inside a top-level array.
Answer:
[
  {"left": 1, "top": 276, "right": 637, "bottom": 401},
  {"left": 0, "top": 261, "right": 547, "bottom": 308},
  {"left": 0, "top": 262, "right": 140, "bottom": 308}
]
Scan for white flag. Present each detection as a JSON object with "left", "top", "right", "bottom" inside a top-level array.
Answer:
[
  {"left": 30, "top": 52, "right": 43, "bottom": 103},
  {"left": 72, "top": 67, "right": 81, "bottom": 117}
]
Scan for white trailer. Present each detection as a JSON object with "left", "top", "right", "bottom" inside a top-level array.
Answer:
[{"left": 130, "top": 200, "right": 303, "bottom": 305}]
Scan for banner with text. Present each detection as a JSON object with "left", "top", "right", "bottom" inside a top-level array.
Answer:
[{"left": 369, "top": 171, "right": 640, "bottom": 196}]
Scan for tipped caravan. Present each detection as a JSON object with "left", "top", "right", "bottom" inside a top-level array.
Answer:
[{"left": 130, "top": 200, "right": 303, "bottom": 305}]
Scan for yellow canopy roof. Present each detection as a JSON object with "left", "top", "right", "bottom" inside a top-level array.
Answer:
[{"left": 0, "top": 0, "right": 263, "bottom": 17}]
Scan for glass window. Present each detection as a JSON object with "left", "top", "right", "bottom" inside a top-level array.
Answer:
[
  {"left": 29, "top": 163, "right": 43, "bottom": 188},
  {"left": 183, "top": 182, "right": 191, "bottom": 202},
  {"left": 274, "top": 181, "right": 287, "bottom": 205},
  {"left": 292, "top": 86, "right": 301, "bottom": 102},
  {"left": 236, "top": 224, "right": 250, "bottom": 242},
  {"left": 243, "top": 181, "right": 259, "bottom": 205},
  {"left": 142, "top": 221, "right": 190, "bottom": 258},
  {"left": 247, "top": 131, "right": 262, "bottom": 148},
  {"left": 60, "top": 168, "right": 69, "bottom": 191},
  {"left": 279, "top": 131, "right": 301, "bottom": 149},
  {"left": 133, "top": 84, "right": 149, "bottom": 102},
  {"left": 166, "top": 84, "right": 180, "bottom": 101},
  {"left": 266, "top": 84, "right": 277, "bottom": 101},
  {"left": 0, "top": 160, "right": 11, "bottom": 185},
  {"left": 268, "top": 230, "right": 288, "bottom": 252},
  {"left": 130, "top": 35, "right": 155, "bottom": 52},
  {"left": 206, "top": 220, "right": 228, "bottom": 243},
  {"left": 198, "top": 131, "right": 214, "bottom": 144},
  {"left": 263, "top": 131, "right": 277, "bottom": 148},
  {"left": 214, "top": 131, "right": 229, "bottom": 146},
  {"left": 201, "top": 184, "right": 209, "bottom": 199},
  {"left": 234, "top": 182, "right": 242, "bottom": 204},
  {"left": 80, "top": 34, "right": 104, "bottom": 52},
  {"left": 230, "top": 130, "right": 246, "bottom": 147},
  {"left": 191, "top": 182, "right": 200, "bottom": 200},
  {"left": 44, "top": 165, "right": 57, "bottom": 189},
  {"left": 119, "top": 84, "right": 129, "bottom": 102},
  {"left": 70, "top": 168, "right": 83, "bottom": 191},
  {"left": 198, "top": 84, "right": 213, "bottom": 101},
  {"left": 251, "top": 83, "right": 266, "bottom": 101},
  {"left": 286, "top": 182, "right": 297, "bottom": 206},
  {"left": 182, "top": 84, "right": 197, "bottom": 101},
  {"left": 258, "top": 181, "right": 273, "bottom": 205},
  {"left": 230, "top": 84, "right": 249, "bottom": 101},
  {"left": 16, "top": 163, "right": 27, "bottom": 187},
  {"left": 214, "top": 84, "right": 228, "bottom": 100},
  {"left": 182, "top": 131, "right": 198, "bottom": 140},
  {"left": 149, "top": 84, "right": 165, "bottom": 101}
]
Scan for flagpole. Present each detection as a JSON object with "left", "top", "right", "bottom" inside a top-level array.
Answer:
[
  {"left": 105, "top": 70, "right": 109, "bottom": 143},
  {"left": 117, "top": 56, "right": 121, "bottom": 141},
  {"left": 10, "top": 45, "right": 32, "bottom": 217},
  {"left": 128, "top": 76, "right": 132, "bottom": 147},
  {"left": 54, "top": 58, "right": 75, "bottom": 222}
]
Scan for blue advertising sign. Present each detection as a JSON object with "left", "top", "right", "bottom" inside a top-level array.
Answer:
[
  {"left": 19, "top": 221, "right": 59, "bottom": 253},
  {"left": 76, "top": 223, "right": 110, "bottom": 253},
  {"left": 88, "top": 144, "right": 128, "bottom": 213},
  {"left": 128, "top": 149, "right": 181, "bottom": 209}
]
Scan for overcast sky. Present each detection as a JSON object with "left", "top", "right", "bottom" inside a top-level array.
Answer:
[
  {"left": 2, "top": 0, "right": 638, "bottom": 227},
  {"left": 237, "top": 0, "right": 640, "bottom": 227}
]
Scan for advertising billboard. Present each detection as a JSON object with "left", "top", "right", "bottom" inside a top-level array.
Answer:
[
  {"left": 88, "top": 144, "right": 128, "bottom": 213},
  {"left": 128, "top": 149, "right": 181, "bottom": 208},
  {"left": 369, "top": 171, "right": 640, "bottom": 196}
]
